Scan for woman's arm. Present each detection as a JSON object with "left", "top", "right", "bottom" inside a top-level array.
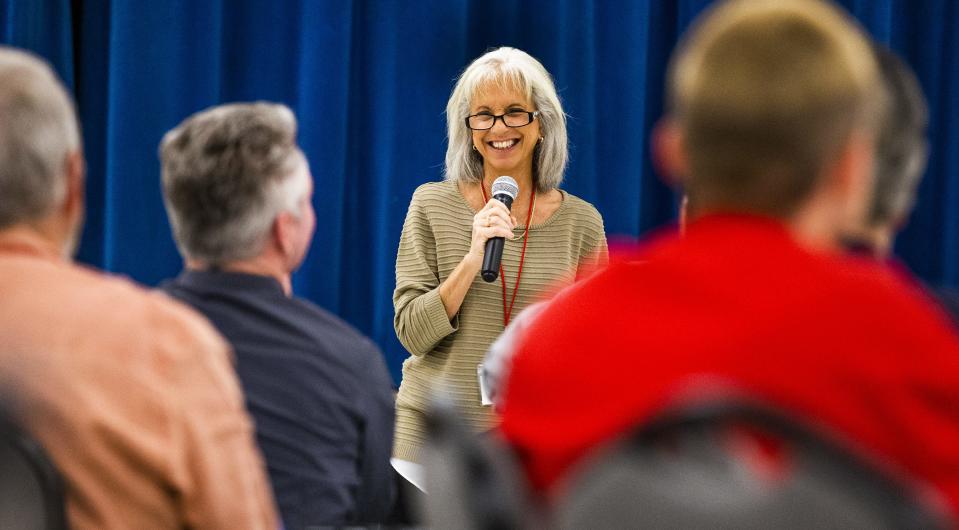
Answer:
[
  {"left": 438, "top": 250, "right": 482, "bottom": 319},
  {"left": 393, "top": 187, "right": 514, "bottom": 356}
]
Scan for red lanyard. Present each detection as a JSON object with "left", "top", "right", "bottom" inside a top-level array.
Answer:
[{"left": 482, "top": 184, "right": 535, "bottom": 327}]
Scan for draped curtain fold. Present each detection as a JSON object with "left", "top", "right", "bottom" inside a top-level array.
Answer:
[{"left": 2, "top": 0, "right": 957, "bottom": 381}]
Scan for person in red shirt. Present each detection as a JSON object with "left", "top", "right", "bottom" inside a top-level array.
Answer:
[{"left": 499, "top": 0, "right": 959, "bottom": 516}]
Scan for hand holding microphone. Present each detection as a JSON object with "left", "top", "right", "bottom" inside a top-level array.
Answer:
[{"left": 474, "top": 176, "right": 519, "bottom": 282}]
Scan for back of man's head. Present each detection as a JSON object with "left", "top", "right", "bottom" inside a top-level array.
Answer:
[
  {"left": 159, "top": 102, "right": 309, "bottom": 266},
  {"left": 668, "top": 0, "right": 882, "bottom": 218},
  {"left": 0, "top": 47, "right": 81, "bottom": 230},
  {"left": 867, "top": 46, "right": 928, "bottom": 232}
]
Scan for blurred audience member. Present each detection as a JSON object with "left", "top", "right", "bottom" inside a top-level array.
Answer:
[
  {"left": 480, "top": 300, "right": 549, "bottom": 410},
  {"left": 159, "top": 103, "right": 396, "bottom": 529},
  {"left": 0, "top": 47, "right": 276, "bottom": 529},
  {"left": 500, "top": 0, "right": 959, "bottom": 515},
  {"left": 839, "top": 46, "right": 959, "bottom": 328},
  {"left": 841, "top": 45, "right": 928, "bottom": 259},
  {"left": 940, "top": 289, "right": 959, "bottom": 326}
]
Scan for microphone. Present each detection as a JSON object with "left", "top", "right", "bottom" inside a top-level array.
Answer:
[{"left": 481, "top": 176, "right": 519, "bottom": 282}]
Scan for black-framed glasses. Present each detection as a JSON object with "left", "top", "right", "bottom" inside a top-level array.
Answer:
[{"left": 465, "top": 110, "right": 539, "bottom": 130}]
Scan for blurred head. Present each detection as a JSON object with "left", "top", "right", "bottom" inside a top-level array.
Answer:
[
  {"left": 0, "top": 46, "right": 84, "bottom": 254},
  {"left": 864, "top": 46, "right": 928, "bottom": 234},
  {"left": 660, "top": 0, "right": 883, "bottom": 226},
  {"left": 160, "top": 103, "right": 315, "bottom": 271},
  {"left": 446, "top": 47, "right": 567, "bottom": 193}
]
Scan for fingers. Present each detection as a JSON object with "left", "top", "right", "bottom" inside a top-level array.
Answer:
[
  {"left": 486, "top": 212, "right": 513, "bottom": 232},
  {"left": 486, "top": 216, "right": 515, "bottom": 239},
  {"left": 472, "top": 209, "right": 515, "bottom": 251},
  {"left": 481, "top": 200, "right": 516, "bottom": 230},
  {"left": 471, "top": 199, "right": 519, "bottom": 254},
  {"left": 483, "top": 199, "right": 511, "bottom": 214},
  {"left": 473, "top": 212, "right": 514, "bottom": 239}
]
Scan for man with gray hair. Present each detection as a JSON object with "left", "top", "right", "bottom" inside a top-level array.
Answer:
[
  {"left": 838, "top": 46, "right": 959, "bottom": 327},
  {"left": 841, "top": 45, "right": 929, "bottom": 258},
  {"left": 159, "top": 103, "right": 396, "bottom": 529},
  {"left": 0, "top": 47, "right": 277, "bottom": 528}
]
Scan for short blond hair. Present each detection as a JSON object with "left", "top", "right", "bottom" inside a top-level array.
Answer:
[
  {"left": 669, "top": 0, "right": 883, "bottom": 216},
  {"left": 445, "top": 47, "right": 567, "bottom": 193}
]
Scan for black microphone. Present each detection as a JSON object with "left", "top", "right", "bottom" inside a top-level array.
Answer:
[{"left": 481, "top": 176, "right": 519, "bottom": 282}]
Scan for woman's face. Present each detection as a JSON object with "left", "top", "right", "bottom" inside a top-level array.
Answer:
[{"left": 469, "top": 83, "right": 541, "bottom": 179}]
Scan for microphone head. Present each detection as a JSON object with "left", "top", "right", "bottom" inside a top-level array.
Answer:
[{"left": 491, "top": 176, "right": 519, "bottom": 200}]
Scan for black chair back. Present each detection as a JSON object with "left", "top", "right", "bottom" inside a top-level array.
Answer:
[
  {"left": 0, "top": 408, "right": 67, "bottom": 530},
  {"left": 551, "top": 401, "right": 951, "bottom": 530},
  {"left": 421, "top": 397, "right": 539, "bottom": 530}
]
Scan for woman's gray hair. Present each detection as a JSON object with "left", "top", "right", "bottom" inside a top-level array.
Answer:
[{"left": 444, "top": 47, "right": 567, "bottom": 193}]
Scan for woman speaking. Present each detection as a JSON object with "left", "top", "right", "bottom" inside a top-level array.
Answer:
[{"left": 392, "top": 47, "right": 607, "bottom": 464}]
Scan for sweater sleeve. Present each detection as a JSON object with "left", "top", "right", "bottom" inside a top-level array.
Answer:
[
  {"left": 393, "top": 187, "right": 459, "bottom": 357},
  {"left": 576, "top": 203, "right": 609, "bottom": 280}
]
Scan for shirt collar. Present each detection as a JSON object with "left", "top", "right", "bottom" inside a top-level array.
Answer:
[
  {"left": 686, "top": 212, "right": 793, "bottom": 238},
  {"left": 839, "top": 236, "right": 880, "bottom": 258},
  {"left": 174, "top": 268, "right": 287, "bottom": 297},
  {"left": 0, "top": 227, "right": 65, "bottom": 262}
]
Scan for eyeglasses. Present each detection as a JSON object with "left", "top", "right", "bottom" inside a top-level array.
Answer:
[{"left": 465, "top": 110, "right": 539, "bottom": 130}]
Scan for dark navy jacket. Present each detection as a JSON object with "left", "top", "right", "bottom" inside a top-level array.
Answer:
[
  {"left": 162, "top": 270, "right": 395, "bottom": 529},
  {"left": 937, "top": 288, "right": 959, "bottom": 328}
]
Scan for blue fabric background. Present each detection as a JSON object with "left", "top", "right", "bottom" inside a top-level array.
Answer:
[{"left": 2, "top": 1, "right": 957, "bottom": 382}]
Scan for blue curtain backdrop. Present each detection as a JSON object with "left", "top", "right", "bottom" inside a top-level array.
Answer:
[{"left": 2, "top": 1, "right": 957, "bottom": 382}]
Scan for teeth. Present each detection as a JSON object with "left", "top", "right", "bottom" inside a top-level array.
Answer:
[{"left": 491, "top": 139, "right": 517, "bottom": 149}]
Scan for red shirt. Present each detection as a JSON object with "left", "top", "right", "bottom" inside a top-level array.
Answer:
[{"left": 500, "top": 214, "right": 959, "bottom": 512}]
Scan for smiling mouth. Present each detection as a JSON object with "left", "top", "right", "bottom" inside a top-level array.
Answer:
[{"left": 488, "top": 138, "right": 520, "bottom": 151}]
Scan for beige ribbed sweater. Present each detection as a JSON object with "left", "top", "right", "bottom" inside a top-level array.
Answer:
[{"left": 392, "top": 180, "right": 607, "bottom": 462}]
